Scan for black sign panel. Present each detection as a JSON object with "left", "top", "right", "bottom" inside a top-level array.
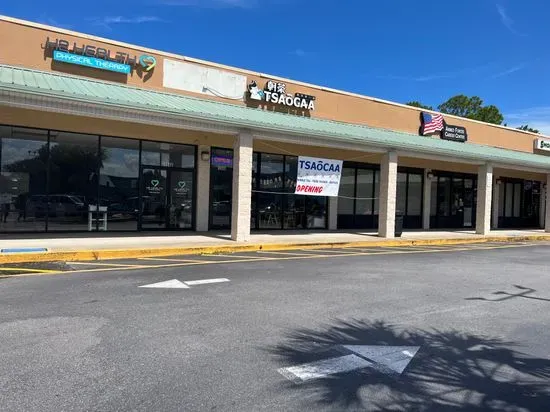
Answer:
[{"left": 441, "top": 124, "right": 467, "bottom": 142}]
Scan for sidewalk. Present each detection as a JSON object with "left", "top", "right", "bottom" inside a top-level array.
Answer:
[{"left": 0, "top": 229, "right": 548, "bottom": 264}]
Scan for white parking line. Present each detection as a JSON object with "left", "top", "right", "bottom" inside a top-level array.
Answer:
[
  {"left": 69, "top": 262, "right": 143, "bottom": 267},
  {"left": 256, "top": 251, "right": 323, "bottom": 256},
  {"left": 212, "top": 254, "right": 267, "bottom": 260},
  {"left": 303, "top": 249, "right": 361, "bottom": 254},
  {"left": 184, "top": 278, "right": 230, "bottom": 286}
]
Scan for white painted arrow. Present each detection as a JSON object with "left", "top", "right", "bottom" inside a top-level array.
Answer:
[
  {"left": 139, "top": 279, "right": 190, "bottom": 289},
  {"left": 139, "top": 278, "right": 230, "bottom": 289},
  {"left": 342, "top": 345, "right": 420, "bottom": 374},
  {"left": 278, "top": 345, "right": 420, "bottom": 383}
]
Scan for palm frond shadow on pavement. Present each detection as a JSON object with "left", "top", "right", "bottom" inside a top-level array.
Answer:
[{"left": 267, "top": 319, "right": 550, "bottom": 411}]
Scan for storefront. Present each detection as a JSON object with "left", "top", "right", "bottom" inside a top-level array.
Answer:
[
  {"left": 429, "top": 171, "right": 478, "bottom": 229},
  {"left": 497, "top": 178, "right": 541, "bottom": 229},
  {"left": 0, "top": 15, "right": 549, "bottom": 240},
  {"left": 209, "top": 149, "right": 329, "bottom": 231},
  {"left": 0, "top": 125, "right": 196, "bottom": 232}
]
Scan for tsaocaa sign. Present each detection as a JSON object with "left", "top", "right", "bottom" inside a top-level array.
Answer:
[
  {"left": 420, "top": 112, "right": 468, "bottom": 143},
  {"left": 248, "top": 80, "right": 316, "bottom": 110},
  {"left": 295, "top": 156, "right": 343, "bottom": 197},
  {"left": 534, "top": 137, "right": 550, "bottom": 152}
]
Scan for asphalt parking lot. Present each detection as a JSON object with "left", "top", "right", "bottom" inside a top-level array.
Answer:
[
  {"left": 0, "top": 240, "right": 545, "bottom": 276},
  {"left": 1, "top": 241, "right": 550, "bottom": 411}
]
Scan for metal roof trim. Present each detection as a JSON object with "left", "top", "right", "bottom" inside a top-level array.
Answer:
[{"left": 0, "top": 65, "right": 549, "bottom": 171}]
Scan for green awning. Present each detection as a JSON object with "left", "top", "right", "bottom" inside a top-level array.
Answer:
[{"left": 0, "top": 64, "right": 549, "bottom": 170}]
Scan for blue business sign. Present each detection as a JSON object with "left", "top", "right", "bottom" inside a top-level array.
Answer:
[
  {"left": 53, "top": 50, "right": 131, "bottom": 74},
  {"left": 44, "top": 37, "right": 157, "bottom": 75}
]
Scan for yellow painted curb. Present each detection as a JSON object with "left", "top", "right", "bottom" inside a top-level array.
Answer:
[{"left": 0, "top": 234, "right": 549, "bottom": 264}]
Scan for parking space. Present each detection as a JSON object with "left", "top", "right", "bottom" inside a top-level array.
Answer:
[{"left": 0, "top": 240, "right": 547, "bottom": 278}]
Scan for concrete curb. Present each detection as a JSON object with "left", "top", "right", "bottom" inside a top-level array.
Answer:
[{"left": 0, "top": 234, "right": 549, "bottom": 264}]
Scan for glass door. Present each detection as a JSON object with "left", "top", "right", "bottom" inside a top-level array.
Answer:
[
  {"left": 209, "top": 149, "right": 233, "bottom": 230},
  {"left": 140, "top": 167, "right": 194, "bottom": 230},
  {"left": 450, "top": 177, "right": 465, "bottom": 227},
  {"left": 141, "top": 167, "right": 168, "bottom": 229},
  {"left": 168, "top": 169, "right": 194, "bottom": 229}
]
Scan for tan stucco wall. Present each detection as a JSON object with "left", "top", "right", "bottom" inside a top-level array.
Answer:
[
  {"left": 0, "top": 17, "right": 545, "bottom": 157},
  {"left": 0, "top": 106, "right": 235, "bottom": 148}
]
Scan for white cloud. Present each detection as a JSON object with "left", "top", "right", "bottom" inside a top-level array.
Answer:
[
  {"left": 377, "top": 63, "right": 495, "bottom": 82},
  {"left": 36, "top": 15, "right": 72, "bottom": 29},
  {"left": 505, "top": 107, "right": 550, "bottom": 135},
  {"left": 496, "top": 4, "right": 526, "bottom": 36},
  {"left": 89, "top": 16, "right": 163, "bottom": 29},
  {"left": 490, "top": 63, "right": 528, "bottom": 78}
]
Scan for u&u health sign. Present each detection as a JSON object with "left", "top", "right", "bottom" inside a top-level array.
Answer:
[{"left": 295, "top": 156, "right": 343, "bottom": 197}]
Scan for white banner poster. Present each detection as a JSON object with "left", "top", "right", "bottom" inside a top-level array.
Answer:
[{"left": 295, "top": 156, "right": 343, "bottom": 197}]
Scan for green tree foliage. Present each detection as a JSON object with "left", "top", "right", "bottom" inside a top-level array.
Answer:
[
  {"left": 406, "top": 95, "right": 505, "bottom": 125},
  {"left": 438, "top": 95, "right": 504, "bottom": 125},
  {"left": 405, "top": 101, "right": 433, "bottom": 111},
  {"left": 517, "top": 125, "right": 540, "bottom": 133}
]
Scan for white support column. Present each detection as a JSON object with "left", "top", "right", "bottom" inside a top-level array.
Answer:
[
  {"left": 545, "top": 175, "right": 550, "bottom": 232},
  {"left": 422, "top": 169, "right": 431, "bottom": 230},
  {"left": 491, "top": 175, "right": 500, "bottom": 230},
  {"left": 231, "top": 132, "right": 253, "bottom": 242},
  {"left": 379, "top": 151, "right": 398, "bottom": 238},
  {"left": 328, "top": 196, "right": 338, "bottom": 230},
  {"left": 195, "top": 145, "right": 210, "bottom": 232},
  {"left": 540, "top": 179, "right": 546, "bottom": 229},
  {"left": 475, "top": 164, "right": 493, "bottom": 235}
]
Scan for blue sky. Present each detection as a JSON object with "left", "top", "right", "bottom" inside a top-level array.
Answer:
[{"left": 2, "top": 0, "right": 550, "bottom": 132}]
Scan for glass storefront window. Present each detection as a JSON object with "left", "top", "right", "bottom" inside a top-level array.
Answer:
[
  {"left": 356, "top": 169, "right": 374, "bottom": 215},
  {"left": 438, "top": 177, "right": 451, "bottom": 217},
  {"left": 407, "top": 174, "right": 422, "bottom": 216},
  {"left": 258, "top": 154, "right": 284, "bottom": 229},
  {"left": 430, "top": 179, "right": 437, "bottom": 217},
  {"left": 396, "top": 172, "right": 407, "bottom": 215},
  {"left": 373, "top": 170, "right": 380, "bottom": 215},
  {"left": 99, "top": 137, "right": 140, "bottom": 231},
  {"left": 0, "top": 125, "right": 199, "bottom": 233},
  {"left": 141, "top": 141, "right": 195, "bottom": 168},
  {"left": 283, "top": 157, "right": 302, "bottom": 229},
  {"left": 337, "top": 168, "right": 355, "bottom": 215},
  {"left": 337, "top": 165, "right": 378, "bottom": 229},
  {"left": 306, "top": 196, "right": 327, "bottom": 228},
  {"left": 251, "top": 153, "right": 258, "bottom": 228},
  {"left": 498, "top": 182, "right": 505, "bottom": 217},
  {"left": 210, "top": 148, "right": 233, "bottom": 229},
  {"left": 505, "top": 183, "right": 514, "bottom": 217},
  {"left": 0, "top": 126, "right": 49, "bottom": 232},
  {"left": 513, "top": 183, "right": 522, "bottom": 217},
  {"left": 48, "top": 131, "right": 100, "bottom": 231}
]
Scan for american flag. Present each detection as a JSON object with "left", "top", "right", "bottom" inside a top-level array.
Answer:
[{"left": 421, "top": 112, "right": 444, "bottom": 135}]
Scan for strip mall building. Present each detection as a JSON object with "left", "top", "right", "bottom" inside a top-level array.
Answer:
[{"left": 1, "top": 15, "right": 549, "bottom": 241}]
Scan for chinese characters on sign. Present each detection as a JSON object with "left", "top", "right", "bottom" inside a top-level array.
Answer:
[
  {"left": 43, "top": 37, "right": 157, "bottom": 74},
  {"left": 248, "top": 80, "right": 316, "bottom": 110}
]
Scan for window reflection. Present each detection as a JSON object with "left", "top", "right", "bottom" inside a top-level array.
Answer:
[
  {"left": 258, "top": 154, "right": 283, "bottom": 229},
  {"left": 0, "top": 126, "right": 48, "bottom": 232},
  {"left": 210, "top": 148, "right": 233, "bottom": 229},
  {"left": 47, "top": 131, "right": 99, "bottom": 231},
  {"left": 0, "top": 126, "right": 198, "bottom": 233},
  {"left": 337, "top": 164, "right": 377, "bottom": 229},
  {"left": 141, "top": 141, "right": 195, "bottom": 168},
  {"left": 100, "top": 137, "right": 140, "bottom": 231}
]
